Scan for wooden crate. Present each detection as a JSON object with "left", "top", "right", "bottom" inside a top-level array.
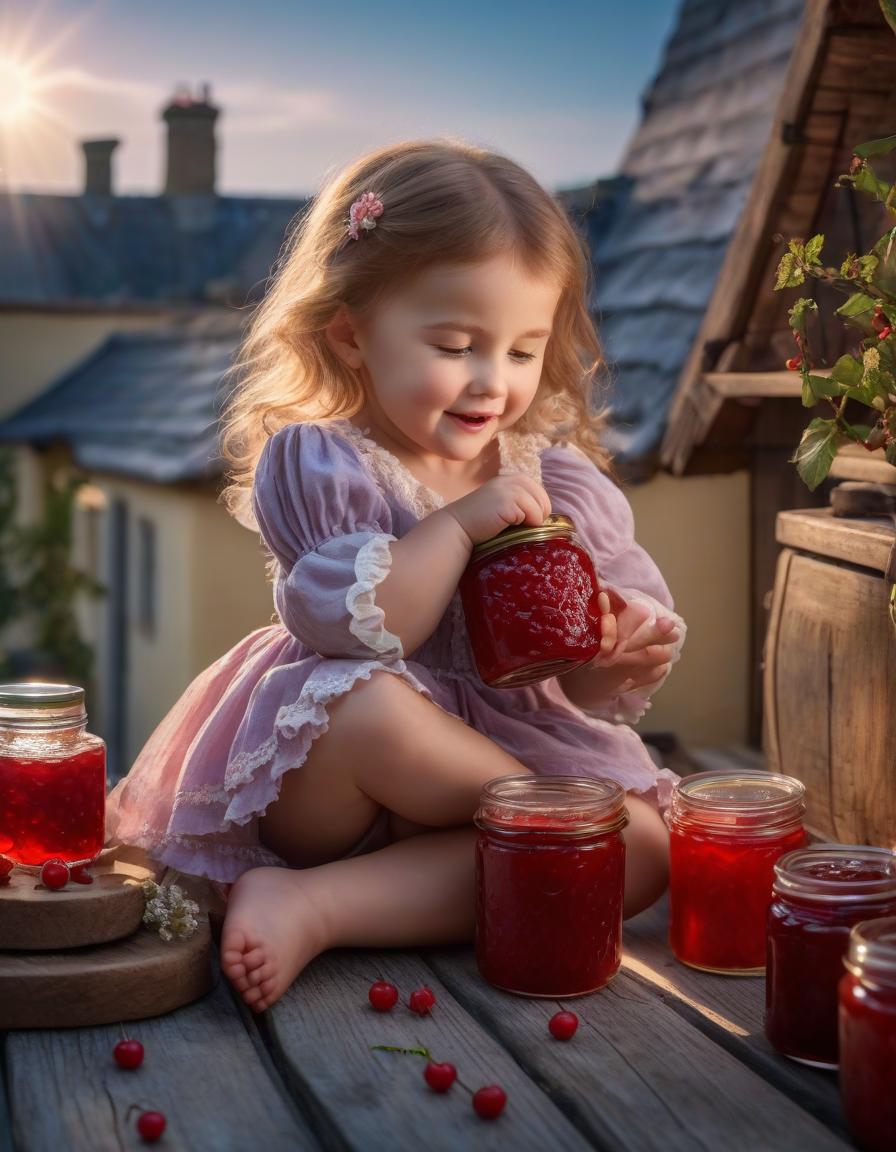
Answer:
[{"left": 763, "top": 508, "right": 896, "bottom": 846}]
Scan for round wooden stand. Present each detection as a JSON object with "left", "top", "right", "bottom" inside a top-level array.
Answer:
[
  {"left": 0, "top": 844, "right": 218, "bottom": 1028},
  {"left": 0, "top": 850, "right": 153, "bottom": 950}
]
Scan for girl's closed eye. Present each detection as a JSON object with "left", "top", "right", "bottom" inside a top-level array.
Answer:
[{"left": 436, "top": 345, "right": 537, "bottom": 363}]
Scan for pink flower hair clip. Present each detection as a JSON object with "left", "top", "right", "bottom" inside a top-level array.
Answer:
[{"left": 346, "top": 191, "right": 384, "bottom": 241}]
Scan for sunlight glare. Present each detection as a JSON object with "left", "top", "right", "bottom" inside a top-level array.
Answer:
[{"left": 0, "top": 58, "right": 33, "bottom": 122}]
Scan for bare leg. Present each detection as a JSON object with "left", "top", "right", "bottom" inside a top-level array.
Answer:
[{"left": 221, "top": 788, "right": 669, "bottom": 1013}]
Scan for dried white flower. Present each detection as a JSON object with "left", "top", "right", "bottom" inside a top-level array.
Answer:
[{"left": 141, "top": 877, "right": 201, "bottom": 942}]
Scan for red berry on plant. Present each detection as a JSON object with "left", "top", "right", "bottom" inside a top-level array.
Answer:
[
  {"left": 785, "top": 356, "right": 802, "bottom": 371},
  {"left": 473, "top": 1084, "right": 507, "bottom": 1119},
  {"left": 70, "top": 865, "right": 94, "bottom": 884},
  {"left": 878, "top": 326, "right": 892, "bottom": 341},
  {"left": 113, "top": 1039, "right": 145, "bottom": 1069},
  {"left": 40, "top": 859, "right": 69, "bottom": 890},
  {"left": 408, "top": 985, "right": 436, "bottom": 1015},
  {"left": 368, "top": 980, "right": 399, "bottom": 1012},
  {"left": 549, "top": 1010, "right": 579, "bottom": 1040},
  {"left": 136, "top": 1111, "right": 166, "bottom": 1142},
  {"left": 424, "top": 1061, "right": 457, "bottom": 1093}
]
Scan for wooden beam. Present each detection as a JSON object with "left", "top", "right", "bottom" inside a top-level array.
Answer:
[
  {"left": 661, "top": 0, "right": 834, "bottom": 474},
  {"left": 703, "top": 371, "right": 810, "bottom": 398},
  {"left": 828, "top": 442, "right": 896, "bottom": 484}
]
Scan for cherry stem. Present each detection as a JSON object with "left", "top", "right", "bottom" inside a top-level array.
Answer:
[{"left": 370, "top": 1044, "right": 432, "bottom": 1060}]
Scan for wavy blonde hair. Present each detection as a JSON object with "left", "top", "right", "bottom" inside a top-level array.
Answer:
[{"left": 220, "top": 137, "right": 614, "bottom": 522}]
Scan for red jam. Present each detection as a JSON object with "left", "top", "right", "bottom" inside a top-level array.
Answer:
[
  {"left": 765, "top": 846, "right": 896, "bottom": 1068},
  {"left": 666, "top": 771, "right": 806, "bottom": 974},
  {"left": 459, "top": 514, "right": 626, "bottom": 688},
  {"left": 0, "top": 683, "right": 106, "bottom": 869},
  {"left": 839, "top": 918, "right": 896, "bottom": 1152},
  {"left": 475, "top": 775, "right": 627, "bottom": 996}
]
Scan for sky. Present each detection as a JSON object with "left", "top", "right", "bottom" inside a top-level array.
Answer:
[{"left": 0, "top": 0, "right": 680, "bottom": 198}]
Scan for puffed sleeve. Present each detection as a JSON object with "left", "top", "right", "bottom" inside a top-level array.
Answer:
[
  {"left": 252, "top": 422, "right": 403, "bottom": 660},
  {"left": 540, "top": 442, "right": 687, "bottom": 725}
]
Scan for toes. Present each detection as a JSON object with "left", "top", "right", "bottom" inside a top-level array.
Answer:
[{"left": 248, "top": 962, "right": 276, "bottom": 988}]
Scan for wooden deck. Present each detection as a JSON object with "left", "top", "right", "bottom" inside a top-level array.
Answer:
[{"left": 0, "top": 886, "right": 858, "bottom": 1151}]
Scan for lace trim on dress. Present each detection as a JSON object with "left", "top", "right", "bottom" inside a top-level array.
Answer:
[
  {"left": 331, "top": 418, "right": 551, "bottom": 518},
  {"left": 346, "top": 533, "right": 403, "bottom": 657}
]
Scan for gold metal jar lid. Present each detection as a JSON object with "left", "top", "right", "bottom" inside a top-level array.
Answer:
[{"left": 470, "top": 514, "right": 577, "bottom": 563}]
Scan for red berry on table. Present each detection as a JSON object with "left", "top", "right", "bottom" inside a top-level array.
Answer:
[
  {"left": 408, "top": 985, "right": 436, "bottom": 1015},
  {"left": 113, "top": 1039, "right": 145, "bottom": 1069},
  {"left": 424, "top": 1062, "right": 457, "bottom": 1093},
  {"left": 136, "top": 1111, "right": 166, "bottom": 1142},
  {"left": 785, "top": 356, "right": 802, "bottom": 371},
  {"left": 70, "top": 865, "right": 94, "bottom": 884},
  {"left": 39, "top": 859, "right": 69, "bottom": 890},
  {"left": 0, "top": 858, "right": 13, "bottom": 882},
  {"left": 549, "top": 1010, "right": 579, "bottom": 1040},
  {"left": 473, "top": 1084, "right": 507, "bottom": 1119},
  {"left": 368, "top": 980, "right": 399, "bottom": 1012}
]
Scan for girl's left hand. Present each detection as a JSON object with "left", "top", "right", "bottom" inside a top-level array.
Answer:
[{"left": 585, "top": 593, "right": 680, "bottom": 695}]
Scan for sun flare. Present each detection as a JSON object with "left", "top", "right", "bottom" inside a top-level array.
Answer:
[{"left": 0, "top": 58, "right": 34, "bottom": 122}]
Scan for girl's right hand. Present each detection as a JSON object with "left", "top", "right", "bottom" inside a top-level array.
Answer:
[{"left": 445, "top": 474, "right": 553, "bottom": 546}]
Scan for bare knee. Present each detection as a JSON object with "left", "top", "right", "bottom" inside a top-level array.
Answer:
[
  {"left": 327, "top": 670, "right": 428, "bottom": 749},
  {"left": 622, "top": 794, "right": 669, "bottom": 919}
]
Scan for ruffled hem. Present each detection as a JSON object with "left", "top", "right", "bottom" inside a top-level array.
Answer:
[
  {"left": 104, "top": 823, "right": 288, "bottom": 885},
  {"left": 346, "top": 533, "right": 403, "bottom": 657}
]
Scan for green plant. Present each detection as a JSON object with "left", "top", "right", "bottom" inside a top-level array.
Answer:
[
  {"left": 0, "top": 448, "right": 105, "bottom": 684},
  {"left": 773, "top": 134, "right": 896, "bottom": 491}
]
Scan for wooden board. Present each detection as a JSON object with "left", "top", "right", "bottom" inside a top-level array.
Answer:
[
  {"left": 0, "top": 852, "right": 153, "bottom": 951},
  {"left": 0, "top": 915, "right": 214, "bottom": 1029}
]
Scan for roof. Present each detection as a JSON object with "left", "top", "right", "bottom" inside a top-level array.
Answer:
[
  {"left": 0, "top": 193, "right": 307, "bottom": 308},
  {"left": 0, "top": 324, "right": 240, "bottom": 482},
  {"left": 559, "top": 0, "right": 807, "bottom": 476}
]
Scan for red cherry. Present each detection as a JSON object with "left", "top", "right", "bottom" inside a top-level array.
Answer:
[
  {"left": 368, "top": 980, "right": 399, "bottom": 1012},
  {"left": 0, "top": 858, "right": 13, "bottom": 882},
  {"left": 472, "top": 1084, "right": 507, "bottom": 1119},
  {"left": 424, "top": 1061, "right": 457, "bottom": 1093},
  {"left": 40, "top": 859, "right": 69, "bottom": 890},
  {"left": 113, "top": 1039, "right": 145, "bottom": 1069},
  {"left": 549, "top": 1010, "right": 579, "bottom": 1040},
  {"left": 408, "top": 985, "right": 436, "bottom": 1015},
  {"left": 70, "top": 865, "right": 94, "bottom": 885},
  {"left": 785, "top": 356, "right": 802, "bottom": 371},
  {"left": 878, "top": 326, "right": 892, "bottom": 341},
  {"left": 136, "top": 1111, "right": 166, "bottom": 1142}
]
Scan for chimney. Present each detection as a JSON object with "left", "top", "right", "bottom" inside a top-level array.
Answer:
[
  {"left": 162, "top": 83, "right": 219, "bottom": 196},
  {"left": 81, "top": 139, "right": 119, "bottom": 196}
]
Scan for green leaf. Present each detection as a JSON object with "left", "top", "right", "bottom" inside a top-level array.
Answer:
[
  {"left": 790, "top": 418, "right": 839, "bottom": 491},
  {"left": 801, "top": 378, "right": 815, "bottom": 408},
  {"left": 879, "top": 1, "right": 896, "bottom": 38},
  {"left": 804, "top": 234, "right": 825, "bottom": 264},
  {"left": 836, "top": 292, "right": 878, "bottom": 326},
  {"left": 807, "top": 373, "right": 842, "bottom": 399},
  {"left": 851, "top": 165, "right": 892, "bottom": 203},
  {"left": 787, "top": 238, "right": 805, "bottom": 260},
  {"left": 840, "top": 420, "right": 874, "bottom": 440},
  {"left": 871, "top": 228, "right": 896, "bottom": 297},
  {"left": 775, "top": 252, "right": 799, "bottom": 290},
  {"left": 857, "top": 254, "right": 879, "bottom": 279},
  {"left": 853, "top": 134, "right": 896, "bottom": 159},
  {"left": 788, "top": 297, "right": 818, "bottom": 333},
  {"left": 829, "top": 355, "right": 864, "bottom": 388}
]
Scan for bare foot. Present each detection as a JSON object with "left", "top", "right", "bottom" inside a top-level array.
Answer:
[{"left": 219, "top": 866, "right": 329, "bottom": 1013}]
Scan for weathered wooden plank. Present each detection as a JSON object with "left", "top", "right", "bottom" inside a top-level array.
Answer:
[
  {"left": 828, "top": 443, "right": 896, "bottom": 484},
  {"left": 621, "top": 899, "right": 852, "bottom": 1140},
  {"left": 264, "top": 948, "right": 593, "bottom": 1152},
  {"left": 703, "top": 370, "right": 805, "bottom": 398},
  {"left": 0, "top": 1047, "right": 13, "bottom": 1152},
  {"left": 425, "top": 943, "right": 853, "bottom": 1152},
  {"left": 776, "top": 508, "right": 895, "bottom": 574},
  {"left": 5, "top": 963, "right": 319, "bottom": 1152}
]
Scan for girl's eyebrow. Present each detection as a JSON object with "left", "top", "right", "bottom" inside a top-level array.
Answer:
[{"left": 422, "top": 320, "right": 551, "bottom": 339}]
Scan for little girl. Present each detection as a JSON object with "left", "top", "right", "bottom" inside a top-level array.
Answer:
[{"left": 105, "top": 138, "right": 686, "bottom": 1014}]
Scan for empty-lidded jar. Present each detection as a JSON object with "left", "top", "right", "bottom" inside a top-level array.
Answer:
[{"left": 0, "top": 683, "right": 106, "bottom": 870}]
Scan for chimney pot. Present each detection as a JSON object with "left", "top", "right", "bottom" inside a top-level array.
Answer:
[
  {"left": 162, "top": 85, "right": 219, "bottom": 196},
  {"left": 81, "top": 138, "right": 119, "bottom": 197}
]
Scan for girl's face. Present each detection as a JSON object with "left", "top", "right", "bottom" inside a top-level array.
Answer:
[{"left": 330, "top": 253, "right": 562, "bottom": 468}]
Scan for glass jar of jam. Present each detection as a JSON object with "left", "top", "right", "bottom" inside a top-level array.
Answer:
[
  {"left": 766, "top": 845, "right": 896, "bottom": 1068},
  {"left": 666, "top": 770, "right": 806, "bottom": 974},
  {"left": 459, "top": 514, "right": 626, "bottom": 688},
  {"left": 839, "top": 917, "right": 896, "bottom": 1152},
  {"left": 0, "top": 682, "right": 106, "bottom": 871},
  {"left": 474, "top": 774, "right": 628, "bottom": 997}
]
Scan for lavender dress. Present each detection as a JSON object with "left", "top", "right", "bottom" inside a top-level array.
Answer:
[{"left": 104, "top": 418, "right": 686, "bottom": 884}]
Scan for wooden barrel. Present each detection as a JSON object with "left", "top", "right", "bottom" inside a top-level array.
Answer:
[{"left": 763, "top": 508, "right": 896, "bottom": 846}]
